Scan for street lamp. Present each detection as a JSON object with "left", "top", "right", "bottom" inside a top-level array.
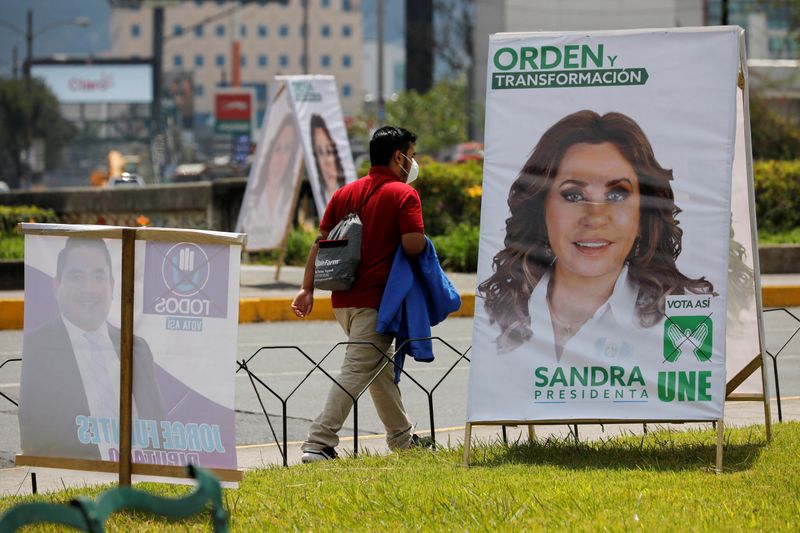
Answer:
[{"left": 0, "top": 10, "right": 90, "bottom": 82}]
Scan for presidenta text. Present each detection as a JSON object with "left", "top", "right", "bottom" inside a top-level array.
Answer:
[
  {"left": 491, "top": 43, "right": 648, "bottom": 90},
  {"left": 533, "top": 365, "right": 714, "bottom": 404}
]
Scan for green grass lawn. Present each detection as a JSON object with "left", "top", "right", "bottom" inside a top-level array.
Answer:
[{"left": 1, "top": 423, "right": 799, "bottom": 531}]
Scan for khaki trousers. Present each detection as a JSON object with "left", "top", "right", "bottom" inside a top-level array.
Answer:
[{"left": 302, "top": 307, "right": 413, "bottom": 452}]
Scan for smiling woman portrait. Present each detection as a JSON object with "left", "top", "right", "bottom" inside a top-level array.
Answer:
[
  {"left": 478, "top": 110, "right": 714, "bottom": 358},
  {"left": 310, "top": 114, "right": 346, "bottom": 205}
]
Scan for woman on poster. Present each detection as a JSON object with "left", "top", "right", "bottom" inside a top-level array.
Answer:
[
  {"left": 478, "top": 110, "right": 714, "bottom": 360},
  {"left": 310, "top": 114, "right": 346, "bottom": 205},
  {"left": 240, "top": 112, "right": 300, "bottom": 247}
]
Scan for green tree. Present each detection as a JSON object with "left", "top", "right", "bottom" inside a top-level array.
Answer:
[
  {"left": 749, "top": 91, "right": 800, "bottom": 160},
  {"left": 385, "top": 77, "right": 470, "bottom": 155},
  {"left": 0, "top": 78, "right": 74, "bottom": 189}
]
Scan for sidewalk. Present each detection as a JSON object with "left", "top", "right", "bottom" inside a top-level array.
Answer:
[
  {"left": 1, "top": 398, "right": 796, "bottom": 497},
  {"left": 1, "top": 265, "right": 799, "bottom": 329}
]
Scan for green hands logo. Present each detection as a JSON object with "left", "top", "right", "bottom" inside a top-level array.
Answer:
[{"left": 663, "top": 316, "right": 713, "bottom": 362}]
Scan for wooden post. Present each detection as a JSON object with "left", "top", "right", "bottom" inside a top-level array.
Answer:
[
  {"left": 527, "top": 424, "right": 536, "bottom": 443},
  {"left": 461, "top": 423, "right": 472, "bottom": 468},
  {"left": 762, "top": 367, "right": 772, "bottom": 442},
  {"left": 119, "top": 228, "right": 136, "bottom": 486},
  {"left": 715, "top": 418, "right": 724, "bottom": 474}
]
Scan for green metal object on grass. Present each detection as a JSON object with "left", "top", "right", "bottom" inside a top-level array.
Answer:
[{"left": 0, "top": 465, "right": 229, "bottom": 532}]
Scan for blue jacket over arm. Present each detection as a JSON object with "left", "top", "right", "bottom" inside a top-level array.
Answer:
[{"left": 377, "top": 237, "right": 461, "bottom": 382}]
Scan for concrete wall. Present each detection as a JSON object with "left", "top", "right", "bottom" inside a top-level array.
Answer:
[{"left": 0, "top": 178, "right": 247, "bottom": 233}]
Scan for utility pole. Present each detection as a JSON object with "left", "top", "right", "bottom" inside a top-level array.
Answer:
[
  {"left": 465, "top": 2, "right": 475, "bottom": 140},
  {"left": 302, "top": 0, "right": 309, "bottom": 74},
  {"left": 377, "top": 0, "right": 384, "bottom": 122},
  {"left": 152, "top": 6, "right": 164, "bottom": 134},
  {"left": 232, "top": 4, "right": 241, "bottom": 86},
  {"left": 12, "top": 46, "right": 18, "bottom": 79},
  {"left": 25, "top": 9, "right": 32, "bottom": 89},
  {"left": 721, "top": 0, "right": 728, "bottom": 25}
]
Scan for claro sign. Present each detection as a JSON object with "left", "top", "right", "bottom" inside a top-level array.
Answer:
[{"left": 31, "top": 64, "right": 153, "bottom": 103}]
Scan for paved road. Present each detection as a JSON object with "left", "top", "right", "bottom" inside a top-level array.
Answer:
[{"left": 1, "top": 312, "right": 799, "bottom": 469}]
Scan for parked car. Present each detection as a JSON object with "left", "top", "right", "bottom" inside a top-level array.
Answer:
[
  {"left": 172, "top": 163, "right": 209, "bottom": 183},
  {"left": 453, "top": 142, "right": 484, "bottom": 163},
  {"left": 107, "top": 173, "right": 145, "bottom": 188}
]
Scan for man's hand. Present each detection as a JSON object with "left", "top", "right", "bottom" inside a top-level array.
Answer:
[{"left": 291, "top": 288, "right": 314, "bottom": 318}]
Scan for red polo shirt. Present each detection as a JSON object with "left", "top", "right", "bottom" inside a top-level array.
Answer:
[{"left": 319, "top": 166, "right": 424, "bottom": 309}]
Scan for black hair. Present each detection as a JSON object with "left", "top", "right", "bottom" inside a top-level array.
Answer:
[
  {"left": 369, "top": 126, "right": 417, "bottom": 166},
  {"left": 56, "top": 238, "right": 113, "bottom": 281}
]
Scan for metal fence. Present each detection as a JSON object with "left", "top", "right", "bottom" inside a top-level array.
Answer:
[{"left": 1, "top": 308, "right": 799, "bottom": 468}]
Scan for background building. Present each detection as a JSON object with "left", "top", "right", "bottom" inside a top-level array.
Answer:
[
  {"left": 111, "top": 0, "right": 364, "bottom": 125},
  {"left": 471, "top": 0, "right": 705, "bottom": 126}
]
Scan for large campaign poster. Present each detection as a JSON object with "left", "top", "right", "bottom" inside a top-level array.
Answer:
[
  {"left": 236, "top": 81, "right": 305, "bottom": 251},
  {"left": 467, "top": 28, "right": 740, "bottom": 423},
  {"left": 18, "top": 226, "right": 240, "bottom": 474},
  {"left": 284, "top": 75, "right": 357, "bottom": 216}
]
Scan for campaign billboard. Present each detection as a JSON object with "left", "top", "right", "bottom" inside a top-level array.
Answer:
[
  {"left": 283, "top": 75, "right": 357, "bottom": 215},
  {"left": 467, "top": 27, "right": 740, "bottom": 423},
  {"left": 236, "top": 81, "right": 304, "bottom": 251},
  {"left": 18, "top": 226, "right": 241, "bottom": 474}
]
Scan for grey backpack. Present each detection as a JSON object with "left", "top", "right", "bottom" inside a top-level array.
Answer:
[{"left": 314, "top": 183, "right": 384, "bottom": 291}]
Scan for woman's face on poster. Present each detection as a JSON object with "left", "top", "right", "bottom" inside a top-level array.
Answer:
[
  {"left": 266, "top": 121, "right": 296, "bottom": 189},
  {"left": 545, "top": 142, "right": 641, "bottom": 283},
  {"left": 313, "top": 126, "right": 339, "bottom": 195}
]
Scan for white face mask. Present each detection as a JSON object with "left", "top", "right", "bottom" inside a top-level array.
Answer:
[{"left": 401, "top": 153, "right": 419, "bottom": 184}]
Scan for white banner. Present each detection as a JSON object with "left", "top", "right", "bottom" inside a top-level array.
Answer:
[
  {"left": 31, "top": 64, "right": 153, "bottom": 104},
  {"left": 283, "top": 75, "right": 357, "bottom": 216},
  {"left": 19, "top": 228, "right": 240, "bottom": 473},
  {"left": 237, "top": 81, "right": 305, "bottom": 250},
  {"left": 726, "top": 44, "right": 764, "bottom": 395},
  {"left": 468, "top": 27, "right": 740, "bottom": 423}
]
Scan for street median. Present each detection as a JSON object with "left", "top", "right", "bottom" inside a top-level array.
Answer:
[{"left": 0, "top": 289, "right": 794, "bottom": 330}]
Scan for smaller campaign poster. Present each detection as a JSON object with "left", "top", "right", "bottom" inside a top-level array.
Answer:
[
  {"left": 135, "top": 235, "right": 241, "bottom": 471},
  {"left": 283, "top": 75, "right": 357, "bottom": 216},
  {"left": 18, "top": 226, "right": 242, "bottom": 475},
  {"left": 467, "top": 27, "right": 741, "bottom": 424},
  {"left": 236, "top": 81, "right": 304, "bottom": 251}
]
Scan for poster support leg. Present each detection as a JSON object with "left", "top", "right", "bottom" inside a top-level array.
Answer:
[
  {"left": 461, "top": 423, "right": 472, "bottom": 468},
  {"left": 761, "top": 354, "right": 773, "bottom": 441},
  {"left": 119, "top": 228, "right": 136, "bottom": 487},
  {"left": 715, "top": 418, "right": 724, "bottom": 474},
  {"left": 275, "top": 246, "right": 286, "bottom": 282},
  {"left": 527, "top": 424, "right": 536, "bottom": 443}
]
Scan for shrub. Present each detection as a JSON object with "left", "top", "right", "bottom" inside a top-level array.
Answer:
[
  {"left": 284, "top": 222, "right": 318, "bottom": 265},
  {"left": 0, "top": 205, "right": 57, "bottom": 234},
  {"left": 753, "top": 159, "right": 800, "bottom": 232},
  {"left": 431, "top": 223, "right": 480, "bottom": 272},
  {"left": 412, "top": 158, "right": 483, "bottom": 236},
  {"left": 249, "top": 223, "right": 318, "bottom": 266}
]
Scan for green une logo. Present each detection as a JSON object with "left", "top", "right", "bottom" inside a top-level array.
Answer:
[{"left": 663, "top": 316, "right": 712, "bottom": 362}]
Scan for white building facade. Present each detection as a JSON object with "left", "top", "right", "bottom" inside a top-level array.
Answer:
[{"left": 111, "top": 0, "right": 364, "bottom": 124}]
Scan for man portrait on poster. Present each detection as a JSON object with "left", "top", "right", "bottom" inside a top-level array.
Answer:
[{"left": 19, "top": 237, "right": 164, "bottom": 461}]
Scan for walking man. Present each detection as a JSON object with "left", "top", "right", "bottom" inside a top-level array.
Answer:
[{"left": 291, "top": 126, "right": 426, "bottom": 462}]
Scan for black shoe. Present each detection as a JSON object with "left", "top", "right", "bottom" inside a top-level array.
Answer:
[
  {"left": 301, "top": 446, "right": 338, "bottom": 463},
  {"left": 409, "top": 434, "right": 435, "bottom": 449}
]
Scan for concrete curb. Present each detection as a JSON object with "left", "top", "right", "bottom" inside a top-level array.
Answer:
[{"left": 0, "top": 289, "right": 796, "bottom": 330}]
